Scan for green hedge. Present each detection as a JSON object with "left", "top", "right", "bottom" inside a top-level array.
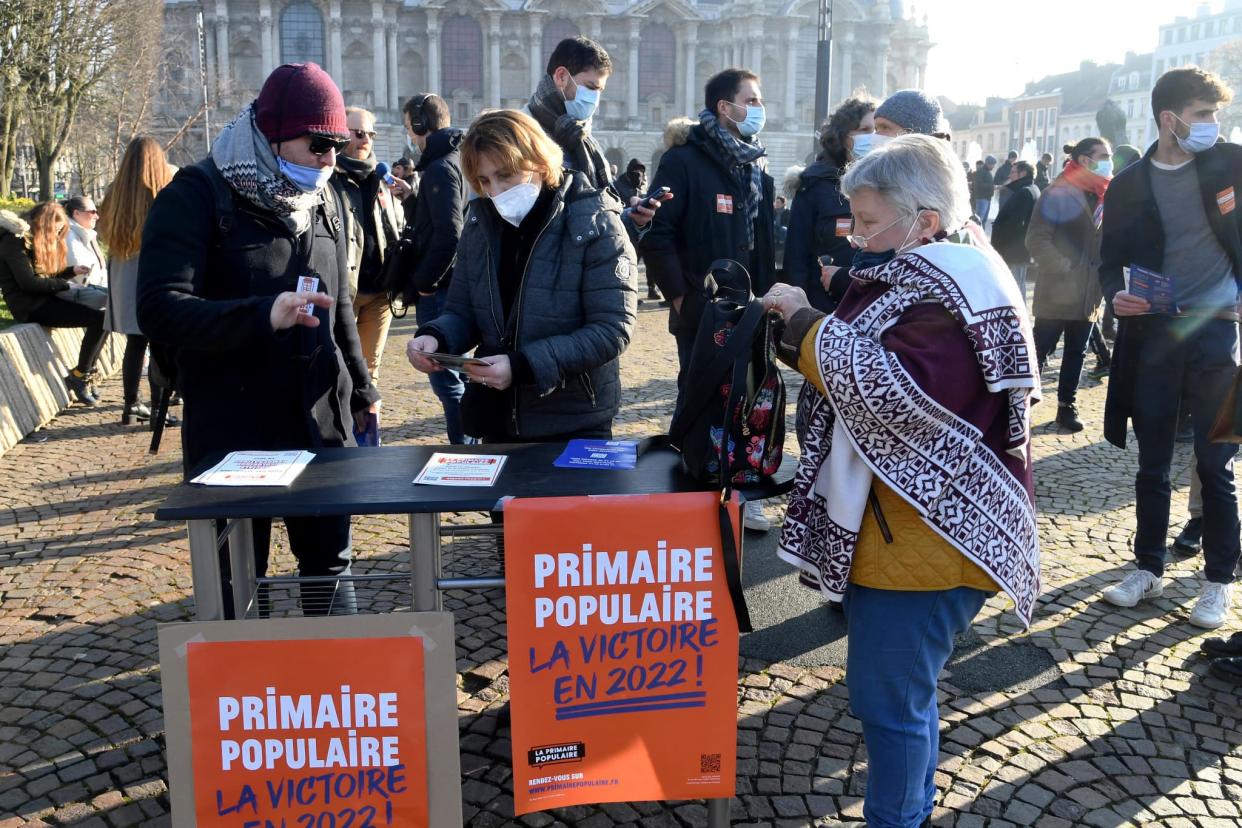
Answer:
[
  {"left": 0, "top": 294, "right": 12, "bottom": 329},
  {"left": 0, "top": 196, "right": 35, "bottom": 216}
]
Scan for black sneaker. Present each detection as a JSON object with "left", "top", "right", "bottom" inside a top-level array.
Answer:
[
  {"left": 1201, "top": 631, "right": 1242, "bottom": 659},
  {"left": 1208, "top": 656, "right": 1242, "bottom": 684},
  {"left": 64, "top": 371, "right": 98, "bottom": 405},
  {"left": 1088, "top": 359, "right": 1110, "bottom": 379},
  {"left": 1172, "top": 517, "right": 1203, "bottom": 556},
  {"left": 1056, "top": 403, "right": 1084, "bottom": 432}
]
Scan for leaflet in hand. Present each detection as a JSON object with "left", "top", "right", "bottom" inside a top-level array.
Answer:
[
  {"left": 553, "top": 439, "right": 639, "bottom": 470},
  {"left": 414, "top": 453, "right": 507, "bottom": 486},
  {"left": 1126, "top": 265, "right": 1177, "bottom": 314},
  {"left": 191, "top": 450, "right": 314, "bottom": 486}
]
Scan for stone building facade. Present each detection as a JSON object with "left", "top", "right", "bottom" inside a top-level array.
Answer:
[{"left": 158, "top": 0, "right": 929, "bottom": 177}]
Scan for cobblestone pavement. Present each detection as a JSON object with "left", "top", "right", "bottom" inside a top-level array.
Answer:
[{"left": 2, "top": 293, "right": 1241, "bottom": 827}]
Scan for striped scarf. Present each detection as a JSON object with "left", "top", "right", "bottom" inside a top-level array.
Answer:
[{"left": 699, "top": 109, "right": 766, "bottom": 250}]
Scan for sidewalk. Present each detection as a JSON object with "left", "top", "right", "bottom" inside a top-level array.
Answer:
[{"left": 0, "top": 304, "right": 1240, "bottom": 827}]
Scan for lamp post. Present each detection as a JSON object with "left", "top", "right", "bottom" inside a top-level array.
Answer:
[{"left": 813, "top": 0, "right": 834, "bottom": 132}]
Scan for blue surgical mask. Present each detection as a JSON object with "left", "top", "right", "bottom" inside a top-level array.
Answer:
[
  {"left": 850, "top": 132, "right": 890, "bottom": 160},
  {"left": 564, "top": 77, "right": 601, "bottom": 122},
  {"left": 1172, "top": 113, "right": 1220, "bottom": 154},
  {"left": 726, "top": 101, "right": 766, "bottom": 138},
  {"left": 278, "top": 157, "right": 333, "bottom": 192},
  {"left": 1091, "top": 158, "right": 1114, "bottom": 178}
]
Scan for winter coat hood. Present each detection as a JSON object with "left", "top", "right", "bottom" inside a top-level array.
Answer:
[
  {"left": 0, "top": 210, "right": 29, "bottom": 238},
  {"left": 415, "top": 128, "right": 464, "bottom": 172},
  {"left": 662, "top": 117, "right": 696, "bottom": 149}
]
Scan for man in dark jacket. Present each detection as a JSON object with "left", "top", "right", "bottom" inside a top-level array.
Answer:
[
  {"left": 137, "top": 62, "right": 380, "bottom": 616},
  {"left": 1098, "top": 67, "right": 1240, "bottom": 630},
  {"left": 391, "top": 156, "right": 419, "bottom": 224},
  {"left": 398, "top": 92, "right": 468, "bottom": 444},
  {"left": 640, "top": 67, "right": 776, "bottom": 531},
  {"left": 989, "top": 160, "right": 1039, "bottom": 298},
  {"left": 972, "top": 155, "right": 996, "bottom": 228},
  {"left": 332, "top": 105, "right": 403, "bottom": 383},
  {"left": 612, "top": 158, "right": 646, "bottom": 205},
  {"left": 1035, "top": 153, "right": 1053, "bottom": 189},
  {"left": 525, "top": 36, "right": 664, "bottom": 240},
  {"left": 993, "top": 150, "right": 1017, "bottom": 210}
]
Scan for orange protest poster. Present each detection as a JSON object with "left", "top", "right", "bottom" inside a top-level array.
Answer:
[
  {"left": 185, "top": 637, "right": 428, "bottom": 827},
  {"left": 505, "top": 492, "right": 740, "bottom": 815}
]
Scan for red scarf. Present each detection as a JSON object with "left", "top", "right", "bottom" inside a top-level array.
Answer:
[{"left": 1062, "top": 159, "right": 1110, "bottom": 201}]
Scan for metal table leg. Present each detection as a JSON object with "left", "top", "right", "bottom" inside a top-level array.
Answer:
[
  {"left": 410, "top": 512, "right": 442, "bottom": 611},
  {"left": 187, "top": 519, "right": 224, "bottom": 621},
  {"left": 227, "top": 518, "right": 256, "bottom": 619},
  {"left": 706, "top": 796, "right": 730, "bottom": 826}
]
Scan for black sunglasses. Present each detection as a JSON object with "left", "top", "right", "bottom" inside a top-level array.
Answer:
[
  {"left": 308, "top": 134, "right": 350, "bottom": 156},
  {"left": 352, "top": 129, "right": 377, "bottom": 140}
]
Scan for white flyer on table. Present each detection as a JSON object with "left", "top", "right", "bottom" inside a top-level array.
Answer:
[
  {"left": 191, "top": 450, "right": 314, "bottom": 486},
  {"left": 414, "top": 453, "right": 507, "bottom": 486}
]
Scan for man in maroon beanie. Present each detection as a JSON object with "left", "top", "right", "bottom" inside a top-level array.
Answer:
[{"left": 137, "top": 63, "right": 380, "bottom": 617}]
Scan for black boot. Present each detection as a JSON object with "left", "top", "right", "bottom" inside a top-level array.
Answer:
[
  {"left": 121, "top": 401, "right": 152, "bottom": 425},
  {"left": 1208, "top": 656, "right": 1242, "bottom": 684},
  {"left": 1056, "top": 403, "right": 1084, "bottom": 433},
  {"left": 1173, "top": 517, "right": 1203, "bottom": 556},
  {"left": 1201, "top": 631, "right": 1242, "bottom": 659},
  {"left": 64, "top": 370, "right": 98, "bottom": 405}
]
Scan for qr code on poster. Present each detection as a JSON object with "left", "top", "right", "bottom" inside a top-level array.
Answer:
[{"left": 700, "top": 753, "right": 721, "bottom": 773}]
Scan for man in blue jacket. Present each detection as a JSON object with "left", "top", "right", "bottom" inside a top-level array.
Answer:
[{"left": 1099, "top": 67, "right": 1241, "bottom": 630}]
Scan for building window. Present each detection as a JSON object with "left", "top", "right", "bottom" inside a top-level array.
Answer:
[
  {"left": 639, "top": 24, "right": 676, "bottom": 101},
  {"left": 280, "top": 0, "right": 325, "bottom": 66},
  {"left": 457, "top": 101, "right": 469, "bottom": 122},
  {"left": 541, "top": 18, "right": 580, "bottom": 68},
  {"left": 1025, "top": 110, "right": 1033, "bottom": 130},
  {"left": 1037, "top": 109, "right": 1044, "bottom": 127},
  {"left": 442, "top": 15, "right": 482, "bottom": 97},
  {"left": 1127, "top": 100, "right": 1134, "bottom": 118},
  {"left": 1130, "top": 71, "right": 1140, "bottom": 88},
  {"left": 1048, "top": 107, "right": 1056, "bottom": 125}
]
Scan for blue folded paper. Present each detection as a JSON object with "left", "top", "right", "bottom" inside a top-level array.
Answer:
[{"left": 553, "top": 439, "right": 638, "bottom": 470}]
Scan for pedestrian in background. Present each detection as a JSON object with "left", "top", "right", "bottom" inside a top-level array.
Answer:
[
  {"left": 397, "top": 92, "right": 469, "bottom": 444},
  {"left": 784, "top": 95, "right": 876, "bottom": 313},
  {"left": 64, "top": 196, "right": 107, "bottom": 289},
  {"left": 993, "top": 149, "right": 1018, "bottom": 210},
  {"left": 97, "top": 136, "right": 178, "bottom": 426},
  {"left": 972, "top": 155, "right": 997, "bottom": 228},
  {"left": 406, "top": 109, "right": 636, "bottom": 443},
  {"left": 1025, "top": 137, "right": 1112, "bottom": 434},
  {"left": 989, "top": 159, "right": 1040, "bottom": 300}
]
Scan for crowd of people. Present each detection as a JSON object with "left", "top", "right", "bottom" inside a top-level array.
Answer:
[{"left": 1, "top": 33, "right": 1240, "bottom": 826}]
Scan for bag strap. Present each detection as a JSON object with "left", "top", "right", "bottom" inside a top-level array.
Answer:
[
  {"left": 668, "top": 299, "right": 766, "bottom": 446},
  {"left": 717, "top": 493, "right": 753, "bottom": 633}
]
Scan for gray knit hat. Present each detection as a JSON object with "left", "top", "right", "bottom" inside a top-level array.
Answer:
[{"left": 874, "top": 89, "right": 943, "bottom": 135}]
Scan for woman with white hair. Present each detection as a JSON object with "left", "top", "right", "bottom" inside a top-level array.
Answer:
[{"left": 763, "top": 134, "right": 1041, "bottom": 828}]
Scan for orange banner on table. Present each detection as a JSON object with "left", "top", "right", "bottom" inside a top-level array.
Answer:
[
  {"left": 186, "top": 637, "right": 429, "bottom": 827},
  {"left": 505, "top": 492, "right": 740, "bottom": 815}
]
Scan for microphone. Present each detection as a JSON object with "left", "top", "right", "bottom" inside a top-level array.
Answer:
[{"left": 376, "top": 161, "right": 395, "bottom": 185}]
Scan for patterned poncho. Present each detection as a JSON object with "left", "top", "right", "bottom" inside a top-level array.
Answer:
[{"left": 777, "top": 240, "right": 1043, "bottom": 625}]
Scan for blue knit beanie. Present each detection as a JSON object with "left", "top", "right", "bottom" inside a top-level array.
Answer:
[{"left": 874, "top": 89, "right": 943, "bottom": 135}]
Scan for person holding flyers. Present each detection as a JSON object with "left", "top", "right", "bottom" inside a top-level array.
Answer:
[
  {"left": 405, "top": 109, "right": 636, "bottom": 443},
  {"left": 762, "top": 135, "right": 1040, "bottom": 828}
]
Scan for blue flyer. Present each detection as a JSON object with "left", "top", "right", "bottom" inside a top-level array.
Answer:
[{"left": 553, "top": 439, "right": 639, "bottom": 470}]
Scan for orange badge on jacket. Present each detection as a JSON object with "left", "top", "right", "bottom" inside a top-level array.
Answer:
[
  {"left": 1218, "top": 187, "right": 1236, "bottom": 216},
  {"left": 836, "top": 217, "right": 852, "bottom": 237},
  {"left": 716, "top": 194, "right": 733, "bottom": 214}
]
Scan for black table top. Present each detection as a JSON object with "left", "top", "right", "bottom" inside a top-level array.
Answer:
[{"left": 154, "top": 443, "right": 793, "bottom": 521}]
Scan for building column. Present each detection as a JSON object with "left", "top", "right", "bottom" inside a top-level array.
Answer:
[
  {"left": 750, "top": 23, "right": 763, "bottom": 73},
  {"left": 874, "top": 37, "right": 888, "bottom": 99},
  {"left": 427, "top": 11, "right": 440, "bottom": 95},
  {"left": 259, "top": 0, "right": 273, "bottom": 75},
  {"left": 528, "top": 16, "right": 543, "bottom": 92},
  {"left": 328, "top": 1, "right": 343, "bottom": 83},
  {"left": 681, "top": 22, "right": 698, "bottom": 117},
  {"left": 213, "top": 0, "right": 231, "bottom": 97},
  {"left": 626, "top": 18, "right": 640, "bottom": 130},
  {"left": 488, "top": 13, "right": 501, "bottom": 108},
  {"left": 838, "top": 32, "right": 853, "bottom": 104},
  {"left": 587, "top": 16, "right": 601, "bottom": 41},
  {"left": 387, "top": 17, "right": 399, "bottom": 110},
  {"left": 371, "top": 2, "right": 387, "bottom": 110},
  {"left": 203, "top": 10, "right": 218, "bottom": 97},
  {"left": 784, "top": 25, "right": 798, "bottom": 128}
]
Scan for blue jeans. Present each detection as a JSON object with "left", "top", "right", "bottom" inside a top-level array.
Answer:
[
  {"left": 974, "top": 198, "right": 991, "bottom": 227},
  {"left": 844, "top": 585, "right": 990, "bottom": 828},
  {"left": 416, "top": 289, "right": 466, "bottom": 444},
  {"left": 1130, "top": 316, "right": 1240, "bottom": 583}
]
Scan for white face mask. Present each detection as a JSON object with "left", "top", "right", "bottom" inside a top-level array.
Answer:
[
  {"left": 850, "top": 132, "right": 891, "bottom": 161},
  {"left": 490, "top": 178, "right": 541, "bottom": 226},
  {"left": 1171, "top": 113, "right": 1220, "bottom": 154}
]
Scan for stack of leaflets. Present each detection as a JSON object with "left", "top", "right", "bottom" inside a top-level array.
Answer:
[
  {"left": 191, "top": 450, "right": 314, "bottom": 486},
  {"left": 1126, "top": 264, "right": 1177, "bottom": 314}
]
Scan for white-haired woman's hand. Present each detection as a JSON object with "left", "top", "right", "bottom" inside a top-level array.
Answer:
[{"left": 762, "top": 284, "right": 810, "bottom": 323}]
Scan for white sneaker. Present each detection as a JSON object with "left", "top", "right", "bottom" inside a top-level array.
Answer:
[
  {"left": 1101, "top": 570, "right": 1163, "bottom": 608},
  {"left": 1189, "top": 581, "right": 1233, "bottom": 629},
  {"left": 743, "top": 500, "right": 771, "bottom": 533}
]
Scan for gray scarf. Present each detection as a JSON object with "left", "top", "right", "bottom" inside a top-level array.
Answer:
[
  {"left": 211, "top": 104, "right": 321, "bottom": 234},
  {"left": 699, "top": 109, "right": 766, "bottom": 250}
]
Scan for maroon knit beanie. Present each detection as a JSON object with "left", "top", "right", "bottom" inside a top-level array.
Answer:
[{"left": 254, "top": 63, "right": 348, "bottom": 143}]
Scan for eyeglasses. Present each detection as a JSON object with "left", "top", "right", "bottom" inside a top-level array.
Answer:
[
  {"left": 308, "top": 134, "right": 350, "bottom": 156},
  {"left": 846, "top": 209, "right": 929, "bottom": 249},
  {"left": 352, "top": 129, "right": 377, "bottom": 141}
]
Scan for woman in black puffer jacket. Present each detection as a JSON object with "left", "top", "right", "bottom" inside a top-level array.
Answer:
[{"left": 406, "top": 109, "right": 637, "bottom": 442}]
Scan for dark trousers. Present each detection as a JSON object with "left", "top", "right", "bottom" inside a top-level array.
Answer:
[
  {"left": 27, "top": 297, "right": 106, "bottom": 374},
  {"left": 674, "top": 327, "right": 696, "bottom": 415},
  {"left": 217, "top": 515, "right": 356, "bottom": 618},
  {"left": 1033, "top": 318, "right": 1093, "bottom": 406},
  {"left": 121, "top": 334, "right": 155, "bottom": 405},
  {"left": 1130, "top": 317, "right": 1240, "bottom": 583},
  {"left": 415, "top": 289, "right": 466, "bottom": 444},
  {"left": 1089, "top": 323, "right": 1111, "bottom": 364}
]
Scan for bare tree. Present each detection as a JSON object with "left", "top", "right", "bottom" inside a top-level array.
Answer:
[
  {"left": 0, "top": 0, "right": 43, "bottom": 197},
  {"left": 1211, "top": 40, "right": 1242, "bottom": 139}
]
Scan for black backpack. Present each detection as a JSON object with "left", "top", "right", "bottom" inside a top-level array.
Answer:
[
  {"left": 147, "top": 159, "right": 351, "bottom": 452},
  {"left": 668, "top": 259, "right": 785, "bottom": 489}
]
